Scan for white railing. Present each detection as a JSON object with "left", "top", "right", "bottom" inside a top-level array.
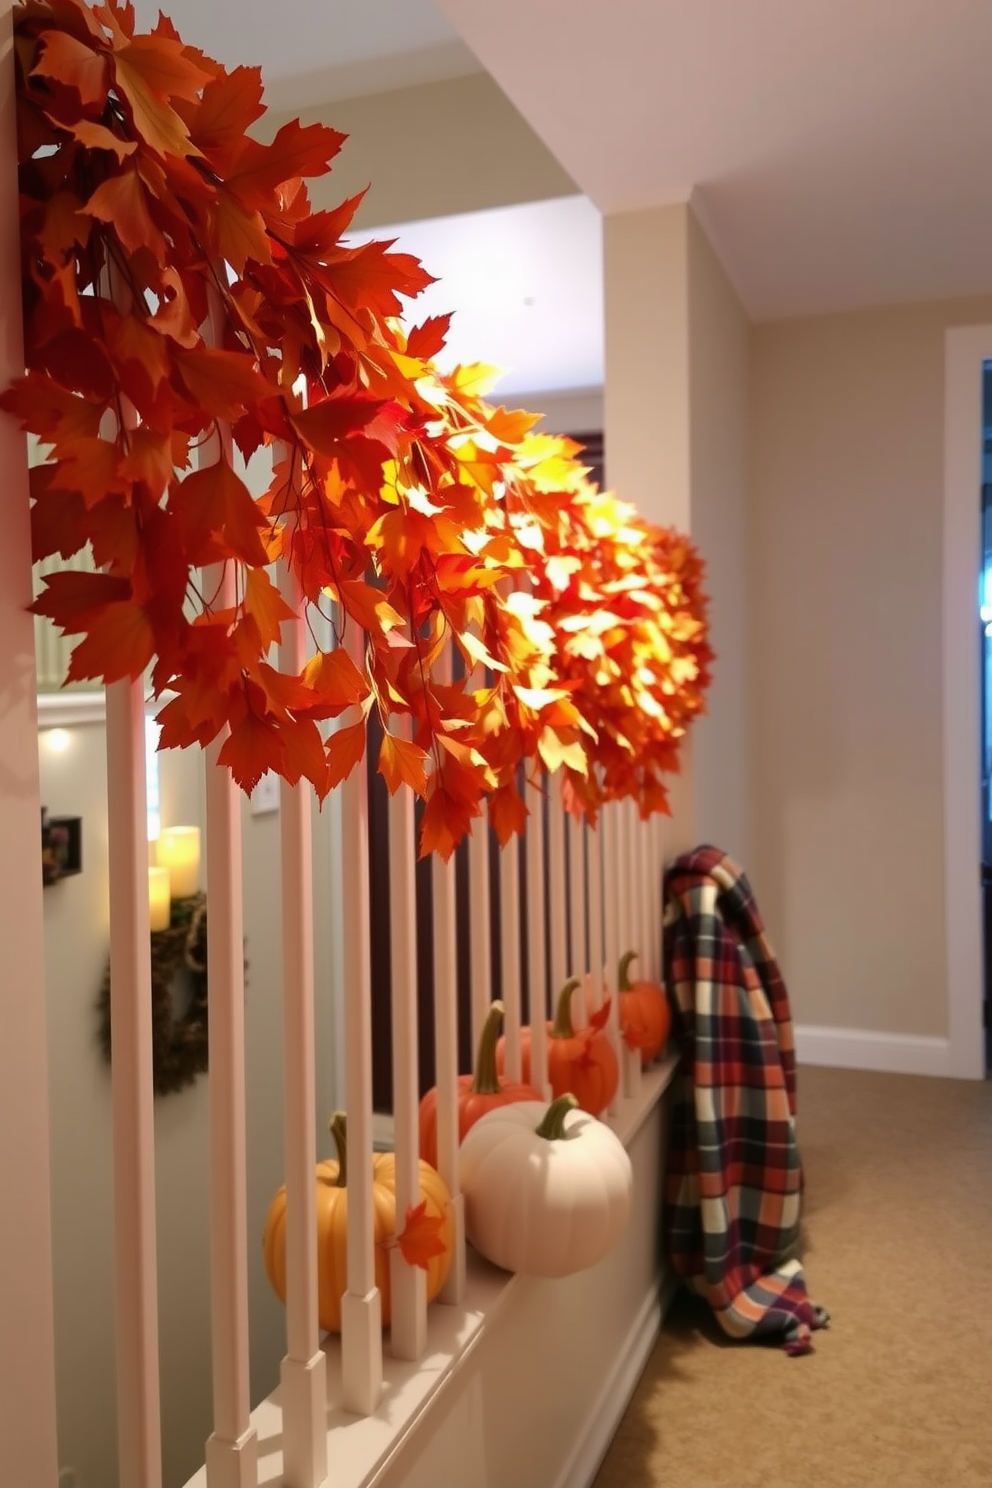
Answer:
[{"left": 0, "top": 13, "right": 671, "bottom": 1478}]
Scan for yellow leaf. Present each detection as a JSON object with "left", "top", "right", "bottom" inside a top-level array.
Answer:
[{"left": 537, "top": 728, "right": 588, "bottom": 777}]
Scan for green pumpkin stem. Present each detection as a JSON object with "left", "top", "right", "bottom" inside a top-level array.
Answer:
[
  {"left": 618, "top": 949, "right": 638, "bottom": 992},
  {"left": 535, "top": 1092, "right": 579, "bottom": 1141},
  {"left": 471, "top": 1000, "right": 506, "bottom": 1094},
  {"left": 329, "top": 1111, "right": 348, "bottom": 1188},
  {"left": 551, "top": 977, "right": 581, "bottom": 1039}
]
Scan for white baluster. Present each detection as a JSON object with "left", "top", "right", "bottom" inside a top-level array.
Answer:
[
  {"left": 568, "top": 811, "right": 588, "bottom": 1024},
  {"left": 106, "top": 678, "right": 163, "bottom": 1488},
  {"left": 433, "top": 838, "right": 466, "bottom": 1303},
  {"left": 277, "top": 558, "right": 326, "bottom": 1488},
  {"left": 467, "top": 817, "right": 492, "bottom": 1061},
  {"left": 547, "top": 785, "right": 568, "bottom": 1006},
  {"left": 524, "top": 776, "right": 551, "bottom": 1097},
  {"left": 340, "top": 625, "right": 383, "bottom": 1414},
  {"left": 601, "top": 801, "right": 623, "bottom": 1114},
  {"left": 499, "top": 833, "right": 523, "bottom": 1083},
  {"left": 587, "top": 816, "right": 604, "bottom": 1016},
  {"left": 618, "top": 799, "right": 641, "bottom": 1098},
  {"left": 185, "top": 280, "right": 257, "bottom": 1485},
  {"left": 388, "top": 724, "right": 428, "bottom": 1360}
]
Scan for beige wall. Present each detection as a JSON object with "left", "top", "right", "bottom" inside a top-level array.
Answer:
[
  {"left": 750, "top": 294, "right": 992, "bottom": 1039},
  {"left": 603, "top": 203, "right": 751, "bottom": 862},
  {"left": 687, "top": 211, "right": 752, "bottom": 864},
  {"left": 262, "top": 72, "right": 575, "bottom": 229}
]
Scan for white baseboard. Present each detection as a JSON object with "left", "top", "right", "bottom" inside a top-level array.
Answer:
[
  {"left": 556, "top": 1268, "right": 679, "bottom": 1488},
  {"left": 795, "top": 1024, "right": 951, "bottom": 1077}
]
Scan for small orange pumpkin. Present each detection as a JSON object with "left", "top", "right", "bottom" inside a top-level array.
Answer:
[
  {"left": 419, "top": 999, "right": 542, "bottom": 1169},
  {"left": 262, "top": 1112, "right": 453, "bottom": 1334},
  {"left": 498, "top": 978, "right": 620, "bottom": 1117},
  {"left": 617, "top": 950, "right": 671, "bottom": 1065}
]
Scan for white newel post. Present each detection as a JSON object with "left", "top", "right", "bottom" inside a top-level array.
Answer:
[
  {"left": 0, "top": 8, "right": 60, "bottom": 1483},
  {"left": 339, "top": 626, "right": 383, "bottom": 1414},
  {"left": 278, "top": 562, "right": 327, "bottom": 1488},
  {"left": 524, "top": 776, "right": 551, "bottom": 1097},
  {"left": 105, "top": 679, "right": 164, "bottom": 1488},
  {"left": 388, "top": 725, "right": 428, "bottom": 1361}
]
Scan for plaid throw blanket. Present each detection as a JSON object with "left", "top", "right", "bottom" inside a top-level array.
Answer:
[{"left": 663, "top": 844, "right": 828, "bottom": 1355}]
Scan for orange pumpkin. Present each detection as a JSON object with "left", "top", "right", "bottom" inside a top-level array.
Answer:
[
  {"left": 498, "top": 978, "right": 620, "bottom": 1117},
  {"left": 262, "top": 1113, "right": 453, "bottom": 1334},
  {"left": 419, "top": 999, "right": 542, "bottom": 1169},
  {"left": 617, "top": 949, "right": 671, "bottom": 1065}
]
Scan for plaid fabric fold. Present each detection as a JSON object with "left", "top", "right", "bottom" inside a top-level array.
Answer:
[{"left": 662, "top": 844, "right": 828, "bottom": 1354}]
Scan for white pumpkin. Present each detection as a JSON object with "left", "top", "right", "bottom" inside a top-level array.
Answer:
[{"left": 457, "top": 1094, "right": 633, "bottom": 1278}]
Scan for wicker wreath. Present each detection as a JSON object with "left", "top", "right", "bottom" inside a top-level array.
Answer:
[{"left": 97, "top": 892, "right": 210, "bottom": 1097}]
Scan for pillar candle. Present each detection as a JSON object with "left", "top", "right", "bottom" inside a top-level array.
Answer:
[
  {"left": 156, "top": 826, "right": 201, "bottom": 899},
  {"left": 148, "top": 866, "right": 171, "bottom": 931}
]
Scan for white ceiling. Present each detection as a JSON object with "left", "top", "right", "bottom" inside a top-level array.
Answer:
[
  {"left": 132, "top": 0, "right": 992, "bottom": 390},
  {"left": 349, "top": 197, "right": 603, "bottom": 396}
]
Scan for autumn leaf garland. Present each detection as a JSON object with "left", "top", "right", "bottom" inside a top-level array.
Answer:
[{"left": 2, "top": 0, "right": 712, "bottom": 856}]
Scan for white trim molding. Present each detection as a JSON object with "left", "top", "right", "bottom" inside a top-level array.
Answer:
[
  {"left": 943, "top": 325, "right": 990, "bottom": 1079},
  {"left": 795, "top": 1024, "right": 950, "bottom": 1078},
  {"left": 556, "top": 1269, "right": 678, "bottom": 1488}
]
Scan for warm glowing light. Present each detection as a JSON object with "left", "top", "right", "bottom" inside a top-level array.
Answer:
[
  {"left": 148, "top": 866, "right": 171, "bottom": 931},
  {"left": 44, "top": 728, "right": 71, "bottom": 753},
  {"left": 156, "top": 825, "right": 201, "bottom": 900}
]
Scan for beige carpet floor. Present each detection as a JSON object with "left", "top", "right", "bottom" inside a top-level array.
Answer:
[{"left": 592, "top": 1065, "right": 992, "bottom": 1488}]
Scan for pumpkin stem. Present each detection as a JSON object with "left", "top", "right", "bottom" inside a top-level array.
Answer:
[
  {"left": 618, "top": 949, "right": 638, "bottom": 992},
  {"left": 329, "top": 1111, "right": 348, "bottom": 1188},
  {"left": 551, "top": 977, "right": 581, "bottom": 1039},
  {"left": 535, "top": 1092, "right": 579, "bottom": 1141},
  {"left": 470, "top": 1000, "right": 506, "bottom": 1094}
]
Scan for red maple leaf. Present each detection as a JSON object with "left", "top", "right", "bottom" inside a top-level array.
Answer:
[
  {"left": 170, "top": 458, "right": 269, "bottom": 567},
  {"left": 406, "top": 313, "right": 452, "bottom": 361},
  {"left": 388, "top": 1200, "right": 448, "bottom": 1270}
]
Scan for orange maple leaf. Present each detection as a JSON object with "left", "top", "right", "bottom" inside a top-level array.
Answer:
[
  {"left": 187, "top": 65, "right": 266, "bottom": 159},
  {"left": 31, "top": 28, "right": 108, "bottom": 108},
  {"left": 244, "top": 567, "right": 296, "bottom": 649},
  {"left": 388, "top": 1201, "right": 448, "bottom": 1270},
  {"left": 325, "top": 718, "right": 367, "bottom": 789},
  {"left": 172, "top": 348, "right": 273, "bottom": 422},
  {"left": 226, "top": 117, "right": 346, "bottom": 199},
  {"left": 290, "top": 395, "right": 386, "bottom": 459},
  {"left": 278, "top": 715, "right": 329, "bottom": 794},
  {"left": 378, "top": 731, "right": 429, "bottom": 798},
  {"left": 298, "top": 646, "right": 371, "bottom": 718},
  {"left": 64, "top": 600, "right": 155, "bottom": 684}
]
